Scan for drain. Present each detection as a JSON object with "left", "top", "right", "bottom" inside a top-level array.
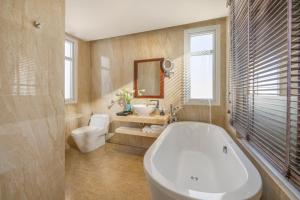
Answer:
[{"left": 190, "top": 176, "right": 199, "bottom": 181}]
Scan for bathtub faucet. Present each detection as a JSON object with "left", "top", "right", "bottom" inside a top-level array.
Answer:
[{"left": 170, "top": 104, "right": 179, "bottom": 123}]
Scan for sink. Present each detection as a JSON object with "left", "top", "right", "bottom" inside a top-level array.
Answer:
[{"left": 133, "top": 104, "right": 156, "bottom": 116}]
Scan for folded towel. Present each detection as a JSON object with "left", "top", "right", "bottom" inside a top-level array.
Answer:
[
  {"left": 142, "top": 125, "right": 166, "bottom": 134},
  {"left": 142, "top": 126, "right": 152, "bottom": 133},
  {"left": 150, "top": 125, "right": 166, "bottom": 132}
]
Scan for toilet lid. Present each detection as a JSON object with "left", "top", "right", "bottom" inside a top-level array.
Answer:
[{"left": 71, "top": 126, "right": 101, "bottom": 135}]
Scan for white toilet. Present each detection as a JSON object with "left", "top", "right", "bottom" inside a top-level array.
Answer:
[{"left": 71, "top": 114, "right": 109, "bottom": 153}]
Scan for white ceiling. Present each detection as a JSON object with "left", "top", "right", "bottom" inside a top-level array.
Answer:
[{"left": 66, "top": 0, "right": 229, "bottom": 41}]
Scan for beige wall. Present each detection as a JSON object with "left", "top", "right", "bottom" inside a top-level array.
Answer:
[
  {"left": 0, "top": 0, "right": 65, "bottom": 199},
  {"left": 65, "top": 35, "right": 92, "bottom": 148},
  {"left": 90, "top": 17, "right": 227, "bottom": 127}
]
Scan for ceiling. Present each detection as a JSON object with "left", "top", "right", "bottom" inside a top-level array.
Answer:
[{"left": 66, "top": 0, "right": 229, "bottom": 41}]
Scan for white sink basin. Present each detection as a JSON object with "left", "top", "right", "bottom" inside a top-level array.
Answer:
[{"left": 133, "top": 104, "right": 156, "bottom": 116}]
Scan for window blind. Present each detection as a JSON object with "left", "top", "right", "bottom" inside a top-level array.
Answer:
[
  {"left": 230, "top": 0, "right": 300, "bottom": 189},
  {"left": 290, "top": 0, "right": 300, "bottom": 186},
  {"left": 230, "top": 0, "right": 250, "bottom": 137}
]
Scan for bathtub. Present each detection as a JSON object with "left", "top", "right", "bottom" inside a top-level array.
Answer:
[{"left": 144, "top": 122, "right": 262, "bottom": 200}]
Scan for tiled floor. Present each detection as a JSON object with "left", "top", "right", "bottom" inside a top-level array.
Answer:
[{"left": 65, "top": 143, "right": 151, "bottom": 200}]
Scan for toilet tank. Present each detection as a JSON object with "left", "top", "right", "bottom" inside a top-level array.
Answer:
[{"left": 89, "top": 114, "right": 109, "bottom": 132}]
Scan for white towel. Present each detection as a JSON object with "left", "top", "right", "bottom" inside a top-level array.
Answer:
[
  {"left": 142, "top": 126, "right": 152, "bottom": 133},
  {"left": 150, "top": 125, "right": 165, "bottom": 132},
  {"left": 142, "top": 125, "right": 165, "bottom": 134}
]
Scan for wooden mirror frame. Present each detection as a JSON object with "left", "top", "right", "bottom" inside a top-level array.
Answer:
[{"left": 134, "top": 58, "right": 164, "bottom": 98}]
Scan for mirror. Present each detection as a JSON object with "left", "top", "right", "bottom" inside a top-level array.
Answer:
[{"left": 134, "top": 58, "right": 164, "bottom": 98}]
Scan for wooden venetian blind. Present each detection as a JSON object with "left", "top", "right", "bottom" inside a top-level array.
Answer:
[
  {"left": 230, "top": 0, "right": 250, "bottom": 137},
  {"left": 230, "top": 0, "right": 300, "bottom": 189},
  {"left": 290, "top": 0, "right": 300, "bottom": 187}
]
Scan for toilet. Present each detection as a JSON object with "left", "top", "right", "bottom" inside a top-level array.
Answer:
[{"left": 71, "top": 114, "right": 109, "bottom": 153}]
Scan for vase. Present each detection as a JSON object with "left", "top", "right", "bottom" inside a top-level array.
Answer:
[{"left": 124, "top": 103, "right": 132, "bottom": 112}]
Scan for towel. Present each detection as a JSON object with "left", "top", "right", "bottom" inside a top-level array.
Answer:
[
  {"left": 150, "top": 125, "right": 165, "bottom": 132},
  {"left": 142, "top": 125, "right": 166, "bottom": 134},
  {"left": 142, "top": 126, "right": 152, "bottom": 133}
]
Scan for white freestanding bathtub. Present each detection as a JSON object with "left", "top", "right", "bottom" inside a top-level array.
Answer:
[{"left": 144, "top": 122, "right": 262, "bottom": 200}]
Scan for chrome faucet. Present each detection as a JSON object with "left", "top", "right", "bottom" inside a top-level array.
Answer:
[
  {"left": 149, "top": 100, "right": 159, "bottom": 109},
  {"left": 170, "top": 104, "right": 179, "bottom": 123}
]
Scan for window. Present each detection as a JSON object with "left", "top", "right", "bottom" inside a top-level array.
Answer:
[
  {"left": 64, "top": 38, "right": 77, "bottom": 103},
  {"left": 230, "top": 0, "right": 300, "bottom": 193},
  {"left": 184, "top": 25, "right": 220, "bottom": 105}
]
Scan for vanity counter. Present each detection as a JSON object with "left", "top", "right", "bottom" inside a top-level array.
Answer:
[{"left": 112, "top": 114, "right": 169, "bottom": 125}]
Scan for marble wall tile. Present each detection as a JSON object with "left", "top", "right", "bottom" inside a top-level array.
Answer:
[
  {"left": 0, "top": 0, "right": 65, "bottom": 199},
  {"left": 90, "top": 18, "right": 227, "bottom": 127}
]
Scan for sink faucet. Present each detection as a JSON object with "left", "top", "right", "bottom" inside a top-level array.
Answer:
[{"left": 149, "top": 100, "right": 159, "bottom": 109}]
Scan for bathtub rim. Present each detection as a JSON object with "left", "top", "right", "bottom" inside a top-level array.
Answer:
[{"left": 144, "top": 121, "right": 262, "bottom": 200}]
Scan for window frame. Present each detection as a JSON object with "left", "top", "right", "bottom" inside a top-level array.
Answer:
[
  {"left": 184, "top": 25, "right": 221, "bottom": 106},
  {"left": 64, "top": 37, "right": 78, "bottom": 104}
]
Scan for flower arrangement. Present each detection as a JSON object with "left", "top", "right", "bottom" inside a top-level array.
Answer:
[{"left": 109, "top": 88, "right": 134, "bottom": 111}]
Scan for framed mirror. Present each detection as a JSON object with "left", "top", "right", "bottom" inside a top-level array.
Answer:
[{"left": 134, "top": 58, "right": 164, "bottom": 98}]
